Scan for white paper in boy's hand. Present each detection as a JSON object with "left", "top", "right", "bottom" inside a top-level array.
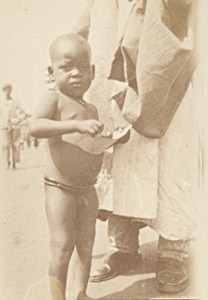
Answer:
[
  {"left": 112, "top": 125, "right": 132, "bottom": 139},
  {"left": 62, "top": 125, "right": 132, "bottom": 155}
]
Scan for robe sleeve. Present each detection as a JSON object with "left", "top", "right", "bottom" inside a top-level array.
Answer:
[{"left": 123, "top": 0, "right": 196, "bottom": 138}]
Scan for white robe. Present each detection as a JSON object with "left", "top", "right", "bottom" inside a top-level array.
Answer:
[{"left": 83, "top": 0, "right": 201, "bottom": 240}]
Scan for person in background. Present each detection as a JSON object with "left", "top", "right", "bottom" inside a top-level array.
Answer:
[
  {"left": 20, "top": 116, "right": 32, "bottom": 150},
  {"left": 0, "top": 83, "right": 27, "bottom": 169}
]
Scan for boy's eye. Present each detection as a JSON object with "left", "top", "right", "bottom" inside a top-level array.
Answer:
[
  {"left": 60, "top": 63, "right": 73, "bottom": 71},
  {"left": 62, "top": 66, "right": 72, "bottom": 71},
  {"left": 79, "top": 63, "right": 90, "bottom": 70},
  {"left": 60, "top": 62, "right": 90, "bottom": 72}
]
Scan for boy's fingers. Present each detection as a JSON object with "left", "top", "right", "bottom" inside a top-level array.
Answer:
[
  {"left": 88, "top": 127, "right": 96, "bottom": 134},
  {"left": 99, "top": 126, "right": 104, "bottom": 133},
  {"left": 89, "top": 126, "right": 100, "bottom": 136},
  {"left": 92, "top": 124, "right": 99, "bottom": 131}
]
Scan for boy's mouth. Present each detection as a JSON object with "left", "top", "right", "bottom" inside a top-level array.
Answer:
[{"left": 71, "top": 82, "right": 82, "bottom": 88}]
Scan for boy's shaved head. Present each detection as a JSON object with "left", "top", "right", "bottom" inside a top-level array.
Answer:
[
  {"left": 48, "top": 33, "right": 94, "bottom": 99},
  {"left": 49, "top": 33, "right": 91, "bottom": 64}
]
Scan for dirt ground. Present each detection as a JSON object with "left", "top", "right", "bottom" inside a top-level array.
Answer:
[{"left": 0, "top": 144, "right": 201, "bottom": 300}]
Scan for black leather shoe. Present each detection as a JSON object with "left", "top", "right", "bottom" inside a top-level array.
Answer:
[
  {"left": 90, "top": 251, "right": 140, "bottom": 282},
  {"left": 156, "top": 257, "right": 188, "bottom": 293}
]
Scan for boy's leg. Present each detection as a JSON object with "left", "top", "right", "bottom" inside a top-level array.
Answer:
[
  {"left": 68, "top": 187, "right": 98, "bottom": 300},
  {"left": 45, "top": 184, "right": 77, "bottom": 300}
]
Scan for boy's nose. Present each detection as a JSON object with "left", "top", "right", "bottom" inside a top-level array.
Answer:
[{"left": 70, "top": 68, "right": 82, "bottom": 78}]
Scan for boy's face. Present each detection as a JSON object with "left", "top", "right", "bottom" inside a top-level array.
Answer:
[{"left": 51, "top": 39, "right": 94, "bottom": 99}]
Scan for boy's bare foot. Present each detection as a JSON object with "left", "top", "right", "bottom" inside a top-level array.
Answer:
[{"left": 12, "top": 162, "right": 16, "bottom": 169}]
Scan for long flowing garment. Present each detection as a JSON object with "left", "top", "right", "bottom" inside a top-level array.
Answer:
[{"left": 74, "top": 0, "right": 202, "bottom": 241}]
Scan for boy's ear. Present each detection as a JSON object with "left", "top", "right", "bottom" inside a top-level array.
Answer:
[
  {"left": 47, "top": 66, "right": 55, "bottom": 84},
  {"left": 47, "top": 66, "right": 54, "bottom": 76},
  {"left": 91, "top": 64, "right": 95, "bottom": 80}
]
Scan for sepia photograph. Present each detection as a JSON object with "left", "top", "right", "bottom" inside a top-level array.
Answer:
[{"left": 0, "top": 0, "right": 208, "bottom": 299}]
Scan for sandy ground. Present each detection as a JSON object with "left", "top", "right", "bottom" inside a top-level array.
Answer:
[{"left": 0, "top": 144, "right": 201, "bottom": 300}]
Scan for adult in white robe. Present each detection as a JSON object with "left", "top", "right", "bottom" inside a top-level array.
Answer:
[{"left": 73, "top": 0, "right": 201, "bottom": 293}]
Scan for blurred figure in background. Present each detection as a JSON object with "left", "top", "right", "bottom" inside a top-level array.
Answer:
[
  {"left": 0, "top": 83, "right": 27, "bottom": 169},
  {"left": 20, "top": 116, "right": 32, "bottom": 150}
]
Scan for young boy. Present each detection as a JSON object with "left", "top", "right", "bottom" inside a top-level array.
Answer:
[{"left": 29, "top": 33, "right": 104, "bottom": 300}]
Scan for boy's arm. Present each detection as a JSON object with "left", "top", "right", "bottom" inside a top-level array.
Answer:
[
  {"left": 29, "top": 92, "right": 78, "bottom": 138},
  {"left": 29, "top": 92, "right": 103, "bottom": 138}
]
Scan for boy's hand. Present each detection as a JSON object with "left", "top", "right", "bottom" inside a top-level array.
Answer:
[{"left": 77, "top": 119, "right": 103, "bottom": 135}]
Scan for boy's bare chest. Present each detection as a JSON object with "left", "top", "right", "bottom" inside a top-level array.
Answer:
[{"left": 56, "top": 98, "right": 94, "bottom": 121}]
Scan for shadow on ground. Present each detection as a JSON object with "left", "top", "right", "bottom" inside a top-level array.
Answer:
[{"left": 89, "top": 240, "right": 199, "bottom": 300}]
